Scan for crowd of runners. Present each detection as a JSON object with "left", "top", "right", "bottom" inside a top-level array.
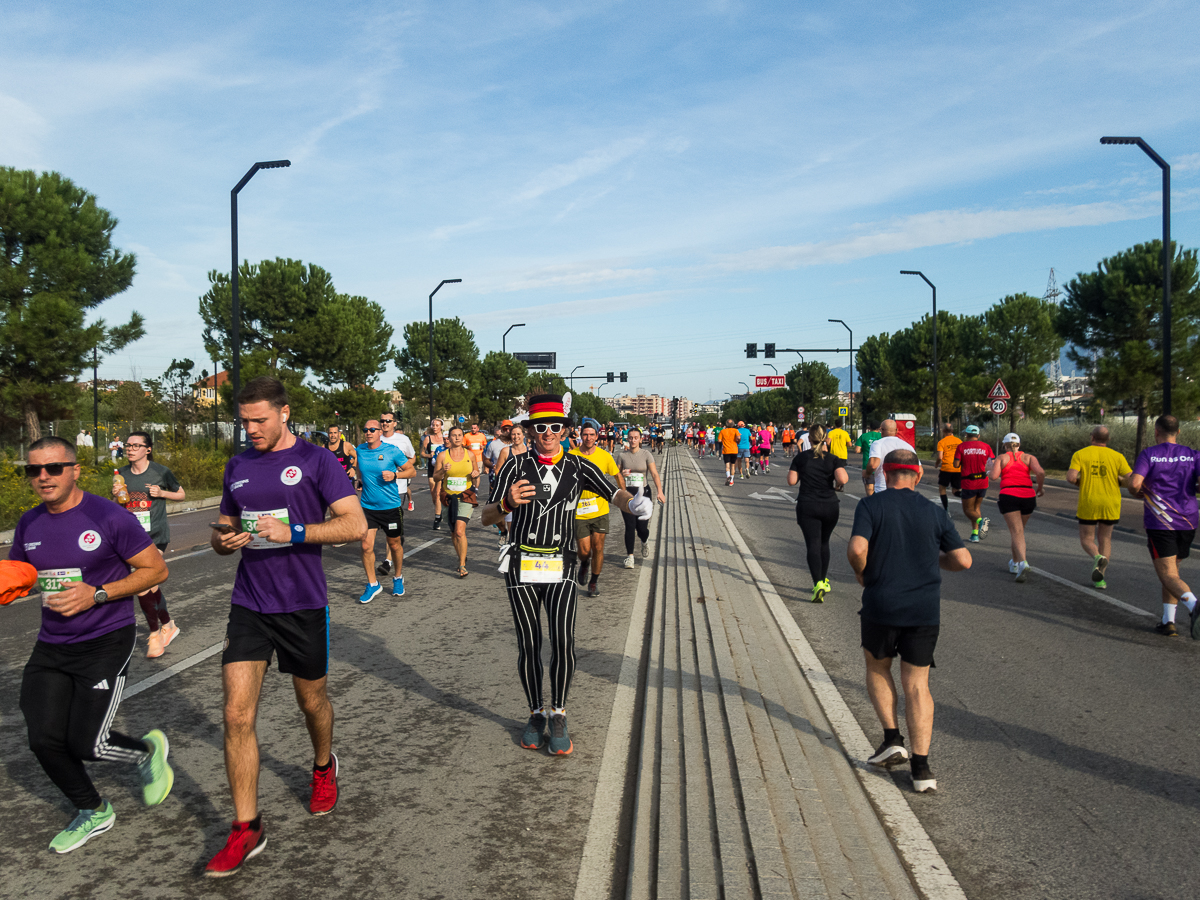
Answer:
[{"left": 4, "top": 373, "right": 1197, "bottom": 872}]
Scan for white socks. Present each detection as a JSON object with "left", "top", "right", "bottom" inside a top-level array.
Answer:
[
  {"left": 1163, "top": 603, "right": 1177, "bottom": 624},
  {"left": 1182, "top": 592, "right": 1198, "bottom": 613}
]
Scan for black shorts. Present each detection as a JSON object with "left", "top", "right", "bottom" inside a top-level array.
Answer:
[
  {"left": 960, "top": 483, "right": 987, "bottom": 500},
  {"left": 723, "top": 453, "right": 738, "bottom": 464},
  {"left": 1147, "top": 528, "right": 1195, "bottom": 562},
  {"left": 861, "top": 617, "right": 939, "bottom": 667},
  {"left": 1077, "top": 517, "right": 1120, "bottom": 526},
  {"left": 364, "top": 505, "right": 404, "bottom": 539},
  {"left": 997, "top": 493, "right": 1036, "bottom": 516},
  {"left": 222, "top": 604, "right": 329, "bottom": 681},
  {"left": 937, "top": 471, "right": 961, "bottom": 490}
]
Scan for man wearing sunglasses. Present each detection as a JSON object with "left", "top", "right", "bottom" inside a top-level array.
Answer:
[
  {"left": 9, "top": 437, "right": 174, "bottom": 853},
  {"left": 484, "top": 394, "right": 652, "bottom": 756},
  {"left": 356, "top": 419, "right": 416, "bottom": 602},
  {"left": 377, "top": 413, "right": 416, "bottom": 578}
]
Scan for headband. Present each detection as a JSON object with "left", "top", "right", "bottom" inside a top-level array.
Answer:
[{"left": 882, "top": 463, "right": 922, "bottom": 474}]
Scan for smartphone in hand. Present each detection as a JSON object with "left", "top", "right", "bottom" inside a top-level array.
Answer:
[{"left": 209, "top": 523, "right": 235, "bottom": 534}]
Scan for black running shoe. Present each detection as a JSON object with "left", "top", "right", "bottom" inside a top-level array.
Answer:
[
  {"left": 911, "top": 760, "right": 937, "bottom": 793},
  {"left": 577, "top": 559, "right": 589, "bottom": 586},
  {"left": 376, "top": 559, "right": 393, "bottom": 577},
  {"left": 432, "top": 515, "right": 442, "bottom": 531},
  {"left": 1156, "top": 621, "right": 1179, "bottom": 637},
  {"left": 1191, "top": 605, "right": 1200, "bottom": 641},
  {"left": 867, "top": 735, "right": 909, "bottom": 767}
]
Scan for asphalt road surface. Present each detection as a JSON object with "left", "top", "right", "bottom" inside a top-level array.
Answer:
[
  {"left": 0, "top": 485, "right": 644, "bottom": 899},
  {"left": 696, "top": 450, "right": 1200, "bottom": 900}
]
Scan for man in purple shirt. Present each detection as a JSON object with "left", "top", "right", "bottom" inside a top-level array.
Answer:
[
  {"left": 8, "top": 437, "right": 173, "bottom": 853},
  {"left": 205, "top": 377, "right": 366, "bottom": 877},
  {"left": 1129, "top": 415, "right": 1200, "bottom": 638}
]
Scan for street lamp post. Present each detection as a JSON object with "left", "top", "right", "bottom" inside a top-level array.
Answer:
[
  {"left": 764, "top": 363, "right": 778, "bottom": 375},
  {"left": 828, "top": 319, "right": 854, "bottom": 431},
  {"left": 1101, "top": 136, "right": 1172, "bottom": 414},
  {"left": 900, "top": 271, "right": 939, "bottom": 429},
  {"left": 503, "top": 323, "right": 526, "bottom": 354},
  {"left": 92, "top": 347, "right": 99, "bottom": 467},
  {"left": 428, "top": 279, "right": 462, "bottom": 427},
  {"left": 570, "top": 365, "right": 584, "bottom": 393},
  {"left": 739, "top": 381, "right": 750, "bottom": 396},
  {"left": 794, "top": 352, "right": 805, "bottom": 412},
  {"left": 231, "top": 159, "right": 290, "bottom": 448}
]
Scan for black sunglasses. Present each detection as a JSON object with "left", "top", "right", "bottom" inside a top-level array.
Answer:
[
  {"left": 381, "top": 419, "right": 394, "bottom": 424},
  {"left": 364, "top": 427, "right": 380, "bottom": 432},
  {"left": 25, "top": 462, "right": 76, "bottom": 477},
  {"left": 532, "top": 423, "right": 564, "bottom": 434}
]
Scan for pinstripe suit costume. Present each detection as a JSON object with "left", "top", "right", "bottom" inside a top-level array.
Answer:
[{"left": 492, "top": 447, "right": 620, "bottom": 711}]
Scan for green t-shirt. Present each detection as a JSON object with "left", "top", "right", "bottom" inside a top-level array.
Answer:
[{"left": 854, "top": 432, "right": 881, "bottom": 466}]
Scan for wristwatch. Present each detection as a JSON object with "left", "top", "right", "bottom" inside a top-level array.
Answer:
[{"left": 93, "top": 587, "right": 109, "bottom": 605}]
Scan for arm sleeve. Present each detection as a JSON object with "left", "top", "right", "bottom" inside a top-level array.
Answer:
[
  {"left": 1067, "top": 451, "right": 1081, "bottom": 473},
  {"left": 580, "top": 457, "right": 620, "bottom": 501}
]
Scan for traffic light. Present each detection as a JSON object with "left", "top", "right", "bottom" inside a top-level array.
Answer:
[
  {"left": 619, "top": 372, "right": 628, "bottom": 383},
  {"left": 607, "top": 372, "right": 614, "bottom": 382},
  {"left": 764, "top": 343, "right": 776, "bottom": 358},
  {"left": 746, "top": 343, "right": 758, "bottom": 358}
]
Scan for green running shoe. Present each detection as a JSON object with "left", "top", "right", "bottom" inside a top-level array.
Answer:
[
  {"left": 1093, "top": 579, "right": 1107, "bottom": 590},
  {"left": 50, "top": 801, "right": 116, "bottom": 854},
  {"left": 547, "top": 713, "right": 573, "bottom": 756},
  {"left": 810, "top": 581, "right": 827, "bottom": 603},
  {"left": 521, "top": 712, "right": 547, "bottom": 750},
  {"left": 139, "top": 729, "right": 174, "bottom": 807}
]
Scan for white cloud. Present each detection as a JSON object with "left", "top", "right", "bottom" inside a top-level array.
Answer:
[
  {"left": 514, "top": 137, "right": 646, "bottom": 202},
  {"left": 478, "top": 261, "right": 657, "bottom": 293},
  {"left": 462, "top": 290, "right": 678, "bottom": 327},
  {"left": 0, "top": 93, "right": 48, "bottom": 166}
]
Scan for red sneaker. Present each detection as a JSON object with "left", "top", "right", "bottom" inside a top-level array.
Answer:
[
  {"left": 205, "top": 818, "right": 266, "bottom": 878},
  {"left": 309, "top": 751, "right": 339, "bottom": 816}
]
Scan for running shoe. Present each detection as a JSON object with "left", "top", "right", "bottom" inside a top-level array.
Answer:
[
  {"left": 1091, "top": 555, "right": 1108, "bottom": 584},
  {"left": 1014, "top": 561, "right": 1029, "bottom": 583},
  {"left": 1156, "top": 621, "right": 1179, "bottom": 637},
  {"left": 1008, "top": 559, "right": 1018, "bottom": 574},
  {"left": 968, "top": 534, "right": 980, "bottom": 543},
  {"left": 432, "top": 515, "right": 442, "bottom": 531},
  {"left": 1191, "top": 603, "right": 1200, "bottom": 641},
  {"left": 138, "top": 729, "right": 174, "bottom": 807},
  {"left": 1094, "top": 579, "right": 1107, "bottom": 590},
  {"left": 547, "top": 713, "right": 573, "bottom": 756},
  {"left": 623, "top": 554, "right": 635, "bottom": 569},
  {"left": 309, "top": 751, "right": 339, "bottom": 816},
  {"left": 145, "top": 630, "right": 164, "bottom": 659},
  {"left": 588, "top": 582, "right": 599, "bottom": 598},
  {"left": 407, "top": 499, "right": 414, "bottom": 512},
  {"left": 810, "top": 582, "right": 827, "bottom": 604},
  {"left": 911, "top": 760, "right": 937, "bottom": 793},
  {"left": 641, "top": 542, "right": 650, "bottom": 559},
  {"left": 376, "top": 559, "right": 393, "bottom": 577},
  {"left": 159, "top": 620, "right": 180, "bottom": 650},
  {"left": 393, "top": 576, "right": 405, "bottom": 597},
  {"left": 49, "top": 801, "right": 116, "bottom": 854},
  {"left": 205, "top": 818, "right": 267, "bottom": 877},
  {"left": 978, "top": 517, "right": 990, "bottom": 539},
  {"left": 577, "top": 559, "right": 589, "bottom": 586},
  {"left": 868, "top": 735, "right": 909, "bottom": 767},
  {"left": 358, "top": 583, "right": 382, "bottom": 604},
  {"left": 521, "top": 712, "right": 547, "bottom": 750}
]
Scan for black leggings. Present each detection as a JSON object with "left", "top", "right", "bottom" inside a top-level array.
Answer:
[
  {"left": 20, "top": 625, "right": 149, "bottom": 810},
  {"left": 622, "top": 510, "right": 650, "bottom": 554},
  {"left": 796, "top": 499, "right": 840, "bottom": 584},
  {"left": 505, "top": 567, "right": 580, "bottom": 712}
]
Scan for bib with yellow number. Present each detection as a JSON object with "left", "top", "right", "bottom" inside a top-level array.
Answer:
[
  {"left": 519, "top": 554, "right": 564, "bottom": 584},
  {"left": 577, "top": 497, "right": 600, "bottom": 517},
  {"left": 241, "top": 509, "right": 291, "bottom": 550}
]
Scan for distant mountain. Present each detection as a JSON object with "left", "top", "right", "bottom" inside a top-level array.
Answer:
[{"left": 830, "top": 365, "right": 861, "bottom": 393}]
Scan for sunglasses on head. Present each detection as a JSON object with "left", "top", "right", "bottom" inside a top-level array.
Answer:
[
  {"left": 364, "top": 427, "right": 380, "bottom": 432},
  {"left": 532, "top": 423, "right": 564, "bottom": 434},
  {"left": 25, "top": 462, "right": 75, "bottom": 477}
]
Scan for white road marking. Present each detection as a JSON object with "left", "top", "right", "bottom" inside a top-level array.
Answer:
[
  {"left": 166, "top": 546, "right": 213, "bottom": 561},
  {"left": 122, "top": 538, "right": 444, "bottom": 698},
  {"left": 1027, "top": 565, "right": 1155, "bottom": 618},
  {"left": 689, "top": 455, "right": 968, "bottom": 900}
]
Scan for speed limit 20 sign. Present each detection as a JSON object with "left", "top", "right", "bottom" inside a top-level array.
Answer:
[{"left": 991, "top": 399, "right": 1008, "bottom": 415}]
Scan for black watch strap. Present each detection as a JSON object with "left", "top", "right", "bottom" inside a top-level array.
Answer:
[{"left": 93, "top": 587, "right": 109, "bottom": 605}]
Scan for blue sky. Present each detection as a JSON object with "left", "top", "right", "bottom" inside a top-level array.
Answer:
[{"left": 3, "top": 1, "right": 1198, "bottom": 405}]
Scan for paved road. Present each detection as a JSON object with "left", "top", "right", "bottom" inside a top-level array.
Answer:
[
  {"left": 694, "top": 450, "right": 1200, "bottom": 900},
  {"left": 0, "top": 488, "right": 646, "bottom": 899}
]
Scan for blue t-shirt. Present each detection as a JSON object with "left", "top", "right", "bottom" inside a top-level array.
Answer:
[
  {"left": 10, "top": 492, "right": 153, "bottom": 644},
  {"left": 737, "top": 427, "right": 752, "bottom": 451},
  {"left": 850, "top": 488, "right": 964, "bottom": 627},
  {"left": 220, "top": 439, "right": 357, "bottom": 614},
  {"left": 356, "top": 441, "right": 409, "bottom": 510}
]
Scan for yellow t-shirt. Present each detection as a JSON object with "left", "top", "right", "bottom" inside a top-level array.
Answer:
[
  {"left": 439, "top": 449, "right": 475, "bottom": 495},
  {"left": 570, "top": 446, "right": 620, "bottom": 519},
  {"left": 827, "top": 428, "right": 851, "bottom": 460},
  {"left": 937, "top": 436, "right": 963, "bottom": 472},
  {"left": 1069, "top": 445, "right": 1132, "bottom": 521}
]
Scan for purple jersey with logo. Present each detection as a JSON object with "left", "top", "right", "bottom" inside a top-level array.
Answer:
[
  {"left": 220, "top": 439, "right": 357, "bottom": 614},
  {"left": 10, "top": 492, "right": 153, "bottom": 644},
  {"left": 1132, "top": 443, "right": 1200, "bottom": 531}
]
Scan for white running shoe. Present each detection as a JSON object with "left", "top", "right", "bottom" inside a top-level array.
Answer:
[
  {"left": 1008, "top": 559, "right": 1018, "bottom": 574},
  {"left": 1015, "top": 561, "right": 1029, "bottom": 583},
  {"left": 623, "top": 554, "right": 634, "bottom": 569}
]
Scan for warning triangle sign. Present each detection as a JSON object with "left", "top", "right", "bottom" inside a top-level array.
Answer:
[{"left": 988, "top": 378, "right": 1011, "bottom": 400}]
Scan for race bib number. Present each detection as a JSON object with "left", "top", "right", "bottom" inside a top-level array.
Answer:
[
  {"left": 577, "top": 497, "right": 600, "bottom": 516},
  {"left": 625, "top": 473, "right": 646, "bottom": 489},
  {"left": 134, "top": 509, "right": 152, "bottom": 532},
  {"left": 38, "top": 568, "right": 83, "bottom": 595},
  {"left": 241, "top": 508, "right": 291, "bottom": 550},
  {"left": 519, "top": 554, "right": 564, "bottom": 584},
  {"left": 447, "top": 476, "right": 469, "bottom": 493}
]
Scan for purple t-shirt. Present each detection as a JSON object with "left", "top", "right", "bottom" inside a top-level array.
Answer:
[
  {"left": 10, "top": 492, "right": 153, "bottom": 644},
  {"left": 220, "top": 438, "right": 356, "bottom": 614},
  {"left": 1132, "top": 442, "right": 1200, "bottom": 531}
]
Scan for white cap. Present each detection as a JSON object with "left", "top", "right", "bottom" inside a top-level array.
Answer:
[{"left": 1002, "top": 432, "right": 1020, "bottom": 444}]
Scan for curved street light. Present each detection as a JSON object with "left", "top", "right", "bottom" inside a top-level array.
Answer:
[
  {"left": 503, "top": 323, "right": 525, "bottom": 354},
  {"left": 900, "top": 271, "right": 938, "bottom": 429},
  {"left": 429, "top": 279, "right": 462, "bottom": 426},
  {"left": 828, "top": 319, "right": 853, "bottom": 431}
]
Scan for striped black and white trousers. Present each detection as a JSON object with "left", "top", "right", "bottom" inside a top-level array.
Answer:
[{"left": 505, "top": 566, "right": 579, "bottom": 712}]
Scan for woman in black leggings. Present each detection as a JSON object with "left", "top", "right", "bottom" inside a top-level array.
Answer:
[{"left": 787, "top": 423, "right": 848, "bottom": 603}]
